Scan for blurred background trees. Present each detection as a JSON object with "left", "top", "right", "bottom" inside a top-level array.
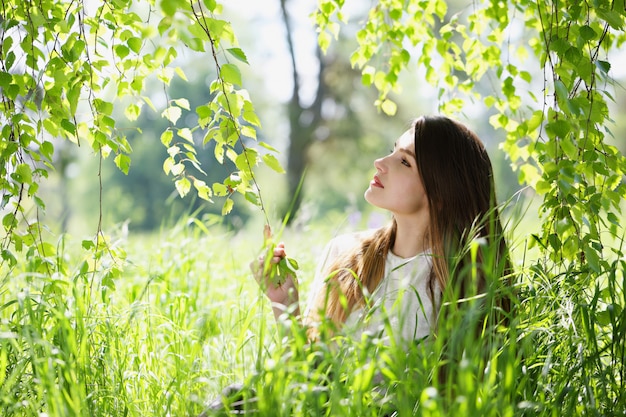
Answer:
[{"left": 36, "top": 0, "right": 540, "bottom": 236}]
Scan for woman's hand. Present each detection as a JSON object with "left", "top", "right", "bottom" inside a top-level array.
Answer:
[{"left": 251, "top": 242, "right": 299, "bottom": 318}]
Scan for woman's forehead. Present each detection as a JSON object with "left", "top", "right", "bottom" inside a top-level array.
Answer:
[{"left": 396, "top": 129, "right": 415, "bottom": 149}]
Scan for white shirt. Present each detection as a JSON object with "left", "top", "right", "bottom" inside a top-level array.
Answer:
[{"left": 305, "top": 231, "right": 440, "bottom": 345}]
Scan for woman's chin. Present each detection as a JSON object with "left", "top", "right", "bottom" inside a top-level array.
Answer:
[
  {"left": 363, "top": 188, "right": 373, "bottom": 204},
  {"left": 363, "top": 190, "right": 383, "bottom": 210}
]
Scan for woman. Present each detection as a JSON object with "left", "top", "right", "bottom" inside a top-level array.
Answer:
[
  {"left": 255, "top": 115, "right": 512, "bottom": 344},
  {"left": 202, "top": 115, "right": 512, "bottom": 415}
]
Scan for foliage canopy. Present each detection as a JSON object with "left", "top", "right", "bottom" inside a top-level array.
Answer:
[{"left": 1, "top": 0, "right": 626, "bottom": 415}]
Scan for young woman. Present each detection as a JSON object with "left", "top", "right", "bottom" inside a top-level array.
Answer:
[
  {"left": 254, "top": 115, "right": 512, "bottom": 345},
  {"left": 200, "top": 115, "right": 512, "bottom": 415}
]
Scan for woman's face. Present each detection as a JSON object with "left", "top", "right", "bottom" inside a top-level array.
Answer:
[{"left": 364, "top": 129, "right": 429, "bottom": 218}]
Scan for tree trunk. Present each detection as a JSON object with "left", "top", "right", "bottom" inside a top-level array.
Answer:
[{"left": 279, "top": 0, "right": 325, "bottom": 223}]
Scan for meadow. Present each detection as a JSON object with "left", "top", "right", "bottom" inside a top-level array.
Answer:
[{"left": 0, "top": 206, "right": 624, "bottom": 416}]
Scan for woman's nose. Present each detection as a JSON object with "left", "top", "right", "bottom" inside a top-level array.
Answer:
[{"left": 374, "top": 157, "right": 386, "bottom": 172}]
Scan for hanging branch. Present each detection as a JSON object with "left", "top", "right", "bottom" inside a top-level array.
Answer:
[{"left": 187, "top": 1, "right": 272, "bottom": 228}]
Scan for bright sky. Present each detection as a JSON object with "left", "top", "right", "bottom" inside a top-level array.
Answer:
[{"left": 223, "top": 0, "right": 322, "bottom": 105}]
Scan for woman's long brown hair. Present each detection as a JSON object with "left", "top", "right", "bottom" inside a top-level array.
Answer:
[{"left": 306, "top": 116, "right": 512, "bottom": 335}]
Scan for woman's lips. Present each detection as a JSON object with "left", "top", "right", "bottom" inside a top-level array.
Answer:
[{"left": 371, "top": 175, "right": 384, "bottom": 188}]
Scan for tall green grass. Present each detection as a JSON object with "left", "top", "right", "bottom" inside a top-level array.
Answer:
[{"left": 1, "top": 214, "right": 624, "bottom": 416}]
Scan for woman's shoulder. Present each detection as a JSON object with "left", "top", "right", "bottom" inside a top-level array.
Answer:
[
  {"left": 317, "top": 229, "right": 378, "bottom": 265},
  {"left": 326, "top": 229, "right": 377, "bottom": 251}
]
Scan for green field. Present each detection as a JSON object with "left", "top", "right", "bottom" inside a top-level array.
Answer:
[{"left": 1, "top": 210, "right": 624, "bottom": 416}]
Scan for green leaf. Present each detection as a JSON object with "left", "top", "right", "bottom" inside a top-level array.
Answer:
[
  {"left": 173, "top": 98, "right": 190, "bottom": 110},
  {"left": 214, "top": 143, "right": 224, "bottom": 163},
  {"left": 554, "top": 80, "right": 569, "bottom": 102},
  {"left": 170, "top": 163, "right": 184, "bottom": 176},
  {"left": 0, "top": 71, "right": 12, "bottom": 88},
  {"left": 161, "top": 130, "right": 174, "bottom": 147},
  {"left": 579, "top": 25, "right": 596, "bottom": 41},
  {"left": 318, "top": 31, "right": 332, "bottom": 54},
  {"left": 596, "top": 8, "right": 624, "bottom": 30},
  {"left": 2, "top": 213, "right": 17, "bottom": 229},
  {"left": 596, "top": 60, "right": 611, "bottom": 74},
  {"left": 560, "top": 137, "right": 578, "bottom": 159},
  {"left": 213, "top": 183, "right": 228, "bottom": 196},
  {"left": 66, "top": 84, "right": 80, "bottom": 115},
  {"left": 194, "top": 179, "right": 213, "bottom": 201},
  {"left": 236, "top": 148, "right": 258, "bottom": 174},
  {"left": 361, "top": 66, "right": 376, "bottom": 86},
  {"left": 241, "top": 125, "right": 256, "bottom": 140},
  {"left": 13, "top": 164, "right": 32, "bottom": 184},
  {"left": 128, "top": 37, "right": 142, "bottom": 53},
  {"left": 245, "top": 191, "right": 259, "bottom": 205},
  {"left": 484, "top": 95, "right": 497, "bottom": 108},
  {"left": 203, "top": 0, "right": 217, "bottom": 12},
  {"left": 1, "top": 249, "right": 17, "bottom": 267},
  {"left": 242, "top": 101, "right": 261, "bottom": 127},
  {"left": 125, "top": 103, "right": 141, "bottom": 121},
  {"left": 584, "top": 244, "right": 601, "bottom": 273},
  {"left": 115, "top": 44, "right": 130, "bottom": 59},
  {"left": 94, "top": 99, "right": 114, "bottom": 115},
  {"left": 158, "top": 16, "right": 173, "bottom": 35},
  {"left": 5, "top": 50, "right": 15, "bottom": 71},
  {"left": 380, "top": 99, "right": 397, "bottom": 116},
  {"left": 184, "top": 38, "right": 205, "bottom": 53},
  {"left": 163, "top": 157, "right": 174, "bottom": 175},
  {"left": 262, "top": 154, "right": 285, "bottom": 174},
  {"left": 196, "top": 104, "right": 211, "bottom": 120},
  {"left": 258, "top": 141, "right": 279, "bottom": 153},
  {"left": 114, "top": 154, "right": 131, "bottom": 174},
  {"left": 206, "top": 18, "right": 230, "bottom": 42},
  {"left": 551, "top": 37, "right": 570, "bottom": 55},
  {"left": 607, "top": 212, "right": 620, "bottom": 226},
  {"left": 175, "top": 67, "right": 188, "bottom": 81},
  {"left": 61, "top": 119, "right": 76, "bottom": 135},
  {"left": 175, "top": 177, "right": 191, "bottom": 197},
  {"left": 178, "top": 128, "right": 193, "bottom": 143},
  {"left": 535, "top": 180, "right": 551, "bottom": 195},
  {"left": 131, "top": 76, "right": 144, "bottom": 93},
  {"left": 6, "top": 83, "right": 18, "bottom": 100},
  {"left": 226, "top": 48, "right": 249, "bottom": 64},
  {"left": 102, "top": 270, "right": 117, "bottom": 293},
  {"left": 545, "top": 119, "right": 570, "bottom": 139},
  {"left": 519, "top": 164, "right": 540, "bottom": 187},
  {"left": 547, "top": 233, "right": 561, "bottom": 251},
  {"left": 222, "top": 198, "right": 234, "bottom": 215},
  {"left": 161, "top": 106, "right": 182, "bottom": 124},
  {"left": 527, "top": 110, "right": 544, "bottom": 132},
  {"left": 160, "top": 0, "right": 178, "bottom": 17},
  {"left": 220, "top": 63, "right": 242, "bottom": 87},
  {"left": 40, "top": 141, "right": 54, "bottom": 161},
  {"left": 43, "top": 119, "right": 59, "bottom": 136}
]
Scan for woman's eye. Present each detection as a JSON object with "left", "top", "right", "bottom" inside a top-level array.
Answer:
[{"left": 401, "top": 158, "right": 411, "bottom": 167}]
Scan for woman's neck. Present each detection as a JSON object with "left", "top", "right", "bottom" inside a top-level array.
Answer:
[{"left": 391, "top": 214, "right": 430, "bottom": 259}]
